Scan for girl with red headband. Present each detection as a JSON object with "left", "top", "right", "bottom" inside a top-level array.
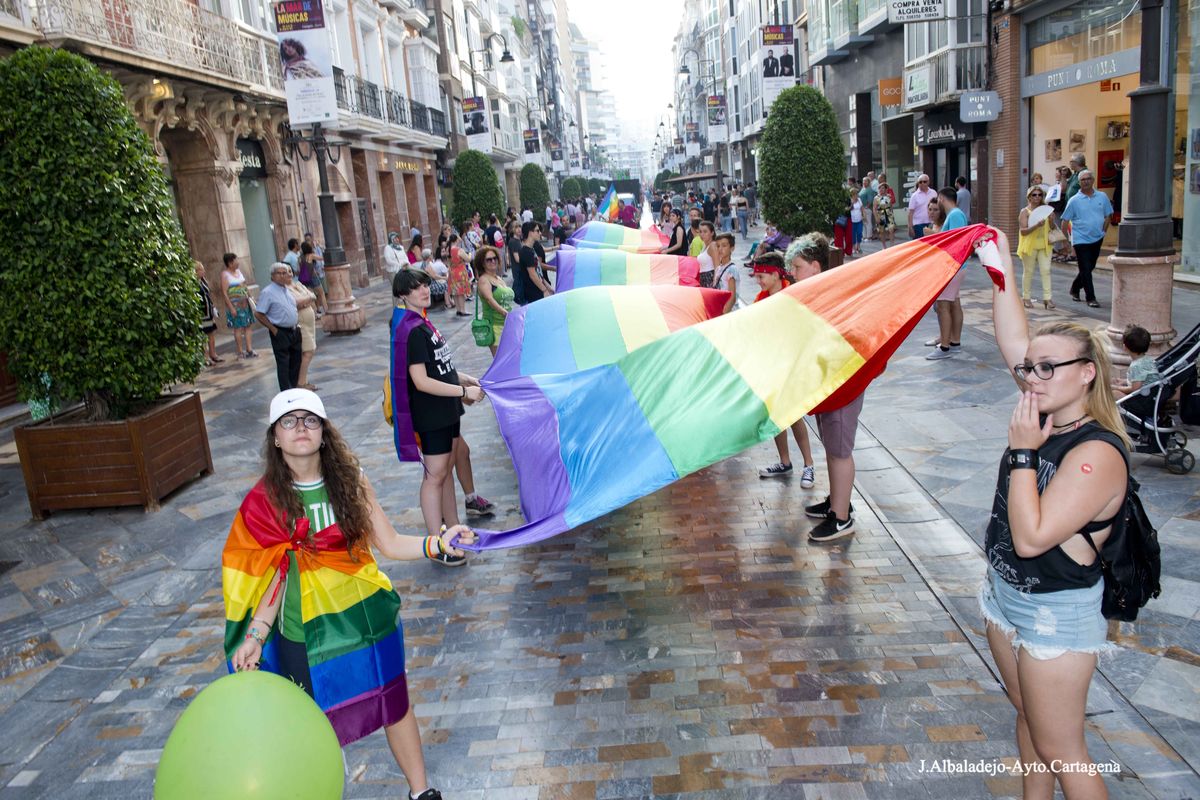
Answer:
[{"left": 753, "top": 252, "right": 817, "bottom": 487}]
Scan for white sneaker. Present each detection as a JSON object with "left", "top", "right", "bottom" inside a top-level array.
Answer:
[
  {"left": 800, "top": 465, "right": 815, "bottom": 489},
  {"left": 926, "top": 346, "right": 954, "bottom": 360}
]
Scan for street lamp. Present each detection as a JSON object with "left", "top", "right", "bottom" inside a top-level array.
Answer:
[{"left": 467, "top": 32, "right": 515, "bottom": 99}]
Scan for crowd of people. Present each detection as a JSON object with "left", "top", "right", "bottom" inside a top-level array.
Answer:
[{"left": 208, "top": 155, "right": 1149, "bottom": 799}]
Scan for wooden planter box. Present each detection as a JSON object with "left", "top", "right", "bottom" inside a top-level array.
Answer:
[{"left": 14, "top": 392, "right": 213, "bottom": 519}]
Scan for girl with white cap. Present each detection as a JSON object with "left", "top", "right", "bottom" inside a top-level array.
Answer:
[{"left": 222, "top": 388, "right": 474, "bottom": 800}]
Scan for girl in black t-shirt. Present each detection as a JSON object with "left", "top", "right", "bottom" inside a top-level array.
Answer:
[
  {"left": 392, "top": 270, "right": 484, "bottom": 566},
  {"left": 660, "top": 209, "right": 687, "bottom": 256},
  {"left": 983, "top": 230, "right": 1129, "bottom": 798}
]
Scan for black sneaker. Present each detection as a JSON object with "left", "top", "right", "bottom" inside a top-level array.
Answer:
[
  {"left": 804, "top": 497, "right": 854, "bottom": 519},
  {"left": 759, "top": 462, "right": 793, "bottom": 478},
  {"left": 809, "top": 515, "right": 855, "bottom": 542},
  {"left": 412, "top": 790, "right": 443, "bottom": 800},
  {"left": 432, "top": 552, "right": 466, "bottom": 567}
]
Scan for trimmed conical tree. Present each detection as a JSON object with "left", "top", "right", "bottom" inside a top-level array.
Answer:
[
  {"left": 450, "top": 149, "right": 505, "bottom": 226},
  {"left": 0, "top": 47, "right": 203, "bottom": 420},
  {"left": 586, "top": 178, "right": 603, "bottom": 197},
  {"left": 759, "top": 85, "right": 846, "bottom": 236},
  {"left": 519, "top": 162, "right": 550, "bottom": 212},
  {"left": 560, "top": 177, "right": 582, "bottom": 202}
]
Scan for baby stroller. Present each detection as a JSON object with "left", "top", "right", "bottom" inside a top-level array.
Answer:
[{"left": 1116, "top": 321, "right": 1200, "bottom": 474}]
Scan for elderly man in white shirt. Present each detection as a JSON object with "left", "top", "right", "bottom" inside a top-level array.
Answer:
[{"left": 907, "top": 174, "right": 937, "bottom": 239}]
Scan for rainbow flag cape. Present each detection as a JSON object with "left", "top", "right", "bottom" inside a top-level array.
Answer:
[
  {"left": 553, "top": 247, "right": 702, "bottom": 291},
  {"left": 485, "top": 285, "right": 730, "bottom": 382},
  {"left": 470, "top": 225, "right": 997, "bottom": 550},
  {"left": 222, "top": 483, "right": 408, "bottom": 745},
  {"left": 597, "top": 183, "right": 618, "bottom": 221},
  {"left": 568, "top": 220, "right": 667, "bottom": 253}
]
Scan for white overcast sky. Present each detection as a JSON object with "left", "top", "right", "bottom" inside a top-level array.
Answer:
[{"left": 565, "top": 0, "right": 677, "bottom": 147}]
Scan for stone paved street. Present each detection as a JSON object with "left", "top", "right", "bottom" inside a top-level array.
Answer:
[{"left": 0, "top": 228, "right": 1196, "bottom": 799}]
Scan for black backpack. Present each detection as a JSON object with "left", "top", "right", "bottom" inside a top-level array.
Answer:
[{"left": 1081, "top": 469, "right": 1161, "bottom": 621}]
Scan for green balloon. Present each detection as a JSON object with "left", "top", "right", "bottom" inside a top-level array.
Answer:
[{"left": 155, "top": 671, "right": 344, "bottom": 799}]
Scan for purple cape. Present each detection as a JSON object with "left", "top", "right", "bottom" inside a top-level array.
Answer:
[{"left": 389, "top": 307, "right": 432, "bottom": 462}]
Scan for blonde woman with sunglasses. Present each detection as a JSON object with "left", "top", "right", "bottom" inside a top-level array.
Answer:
[{"left": 1018, "top": 185, "right": 1058, "bottom": 309}]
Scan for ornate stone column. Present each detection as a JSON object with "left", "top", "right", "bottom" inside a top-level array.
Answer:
[
  {"left": 1106, "top": 0, "right": 1176, "bottom": 373},
  {"left": 321, "top": 265, "right": 366, "bottom": 333},
  {"left": 1106, "top": 254, "right": 1178, "bottom": 371}
]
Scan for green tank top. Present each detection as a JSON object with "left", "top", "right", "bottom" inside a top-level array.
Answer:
[
  {"left": 482, "top": 281, "right": 514, "bottom": 324},
  {"left": 280, "top": 479, "right": 336, "bottom": 642}
]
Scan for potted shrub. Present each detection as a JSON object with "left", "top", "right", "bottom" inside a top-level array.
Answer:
[
  {"left": 519, "top": 162, "right": 550, "bottom": 214},
  {"left": 759, "top": 85, "right": 847, "bottom": 263},
  {"left": 0, "top": 47, "right": 212, "bottom": 518},
  {"left": 450, "top": 149, "right": 505, "bottom": 227}
]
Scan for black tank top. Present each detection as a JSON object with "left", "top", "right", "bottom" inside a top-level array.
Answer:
[{"left": 984, "top": 422, "right": 1127, "bottom": 593}]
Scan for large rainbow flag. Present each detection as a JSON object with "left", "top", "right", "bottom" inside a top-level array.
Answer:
[
  {"left": 568, "top": 220, "right": 666, "bottom": 253},
  {"left": 486, "top": 285, "right": 730, "bottom": 382},
  {"left": 597, "top": 183, "right": 618, "bottom": 221},
  {"left": 553, "top": 247, "right": 702, "bottom": 291},
  {"left": 470, "top": 225, "right": 997, "bottom": 550},
  {"left": 222, "top": 483, "right": 409, "bottom": 745}
]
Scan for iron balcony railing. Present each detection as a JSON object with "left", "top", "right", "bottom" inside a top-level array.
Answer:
[
  {"left": 429, "top": 107, "right": 447, "bottom": 137},
  {"left": 409, "top": 98, "right": 431, "bottom": 133},
  {"left": 333, "top": 68, "right": 383, "bottom": 120},
  {"left": 385, "top": 88, "right": 410, "bottom": 127},
  {"left": 35, "top": 0, "right": 282, "bottom": 94}
]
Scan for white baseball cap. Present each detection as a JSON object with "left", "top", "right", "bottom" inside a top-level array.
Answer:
[{"left": 268, "top": 388, "right": 328, "bottom": 425}]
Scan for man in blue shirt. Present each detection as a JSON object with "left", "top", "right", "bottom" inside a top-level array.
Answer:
[
  {"left": 282, "top": 238, "right": 301, "bottom": 276},
  {"left": 926, "top": 187, "right": 970, "bottom": 360},
  {"left": 1060, "top": 170, "right": 1113, "bottom": 307},
  {"left": 253, "top": 263, "right": 302, "bottom": 390}
]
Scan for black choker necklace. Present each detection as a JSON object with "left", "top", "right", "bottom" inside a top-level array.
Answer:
[{"left": 1051, "top": 415, "right": 1087, "bottom": 429}]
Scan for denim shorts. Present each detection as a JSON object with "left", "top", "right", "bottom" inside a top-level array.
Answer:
[{"left": 979, "top": 568, "right": 1110, "bottom": 660}]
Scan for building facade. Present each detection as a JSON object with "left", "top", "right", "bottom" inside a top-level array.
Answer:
[
  {"left": 988, "top": 0, "right": 1196, "bottom": 273},
  {"left": 6, "top": 0, "right": 449, "bottom": 294}
]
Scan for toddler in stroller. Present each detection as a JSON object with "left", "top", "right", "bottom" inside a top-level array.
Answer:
[{"left": 1114, "top": 324, "right": 1200, "bottom": 474}]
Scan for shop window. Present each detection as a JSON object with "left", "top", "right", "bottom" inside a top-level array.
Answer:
[{"left": 1027, "top": 0, "right": 1140, "bottom": 75}]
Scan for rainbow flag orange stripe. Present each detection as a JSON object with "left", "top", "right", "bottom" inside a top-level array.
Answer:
[
  {"left": 553, "top": 248, "right": 701, "bottom": 291},
  {"left": 221, "top": 483, "right": 408, "bottom": 745},
  {"left": 567, "top": 220, "right": 666, "bottom": 253},
  {"left": 472, "top": 225, "right": 996, "bottom": 550}
]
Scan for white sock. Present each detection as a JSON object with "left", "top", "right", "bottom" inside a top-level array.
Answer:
[{"left": 465, "top": 492, "right": 477, "bottom": 502}]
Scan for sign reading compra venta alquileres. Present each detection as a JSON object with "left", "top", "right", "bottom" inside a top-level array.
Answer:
[{"left": 888, "top": 0, "right": 945, "bottom": 24}]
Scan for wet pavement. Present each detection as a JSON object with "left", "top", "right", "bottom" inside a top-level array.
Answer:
[{"left": 0, "top": 226, "right": 1195, "bottom": 799}]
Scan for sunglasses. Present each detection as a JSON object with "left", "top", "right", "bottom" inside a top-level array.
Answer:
[
  {"left": 1030, "top": 192, "right": 1044, "bottom": 197},
  {"left": 484, "top": 256, "right": 498, "bottom": 262}
]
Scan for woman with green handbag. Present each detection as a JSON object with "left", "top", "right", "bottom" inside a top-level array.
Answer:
[{"left": 472, "top": 246, "right": 513, "bottom": 356}]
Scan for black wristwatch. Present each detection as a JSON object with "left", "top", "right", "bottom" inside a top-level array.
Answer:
[{"left": 1007, "top": 448, "right": 1039, "bottom": 470}]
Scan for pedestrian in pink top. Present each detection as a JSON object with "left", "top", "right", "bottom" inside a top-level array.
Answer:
[{"left": 907, "top": 174, "right": 937, "bottom": 239}]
